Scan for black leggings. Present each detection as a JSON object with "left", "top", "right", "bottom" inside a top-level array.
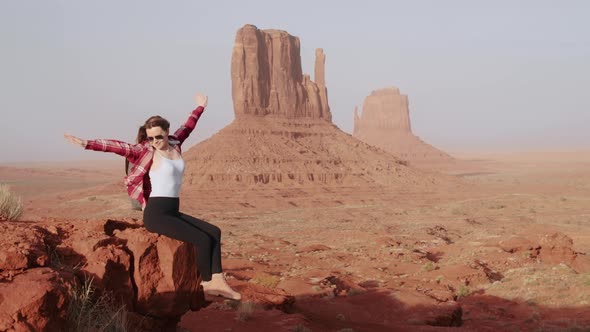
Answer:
[{"left": 143, "top": 197, "right": 222, "bottom": 281}]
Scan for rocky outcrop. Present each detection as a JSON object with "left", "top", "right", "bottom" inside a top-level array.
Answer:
[
  {"left": 0, "top": 220, "right": 203, "bottom": 331},
  {"left": 0, "top": 268, "right": 71, "bottom": 331},
  {"left": 353, "top": 87, "right": 454, "bottom": 169},
  {"left": 231, "top": 24, "right": 331, "bottom": 121},
  {"left": 499, "top": 232, "right": 590, "bottom": 273}
]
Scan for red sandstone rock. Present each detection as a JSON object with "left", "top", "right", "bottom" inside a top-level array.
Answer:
[
  {"left": 0, "top": 268, "right": 72, "bottom": 332},
  {"left": 353, "top": 87, "right": 454, "bottom": 169},
  {"left": 296, "top": 244, "right": 331, "bottom": 254},
  {"left": 0, "top": 224, "right": 51, "bottom": 276},
  {"left": 231, "top": 24, "right": 331, "bottom": 121},
  {"left": 0, "top": 219, "right": 203, "bottom": 331},
  {"left": 116, "top": 228, "right": 201, "bottom": 318},
  {"left": 233, "top": 282, "right": 295, "bottom": 312},
  {"left": 67, "top": 230, "right": 135, "bottom": 308},
  {"left": 499, "top": 236, "right": 537, "bottom": 253},
  {"left": 538, "top": 232, "right": 577, "bottom": 265},
  {"left": 499, "top": 232, "right": 590, "bottom": 273}
]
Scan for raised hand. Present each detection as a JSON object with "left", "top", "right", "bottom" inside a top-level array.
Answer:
[
  {"left": 64, "top": 133, "right": 87, "bottom": 148},
  {"left": 194, "top": 92, "right": 208, "bottom": 108}
]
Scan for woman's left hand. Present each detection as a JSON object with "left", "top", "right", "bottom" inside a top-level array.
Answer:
[{"left": 194, "top": 92, "right": 208, "bottom": 108}]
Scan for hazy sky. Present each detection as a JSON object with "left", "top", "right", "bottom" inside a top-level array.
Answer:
[{"left": 1, "top": 1, "right": 589, "bottom": 163}]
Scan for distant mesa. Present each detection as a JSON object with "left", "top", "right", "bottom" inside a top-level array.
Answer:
[
  {"left": 353, "top": 87, "right": 454, "bottom": 169},
  {"left": 182, "top": 25, "right": 444, "bottom": 190}
]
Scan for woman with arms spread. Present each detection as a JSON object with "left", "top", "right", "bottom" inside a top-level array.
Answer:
[{"left": 64, "top": 92, "right": 241, "bottom": 300}]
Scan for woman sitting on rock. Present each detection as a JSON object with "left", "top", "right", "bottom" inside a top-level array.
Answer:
[{"left": 64, "top": 92, "right": 241, "bottom": 301}]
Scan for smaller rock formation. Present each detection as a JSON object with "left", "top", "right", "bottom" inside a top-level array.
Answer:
[{"left": 353, "top": 87, "right": 454, "bottom": 169}]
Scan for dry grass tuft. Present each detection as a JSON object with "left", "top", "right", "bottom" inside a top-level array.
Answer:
[
  {"left": 235, "top": 301, "right": 256, "bottom": 322},
  {"left": 66, "top": 277, "right": 128, "bottom": 332},
  {"left": 0, "top": 184, "right": 23, "bottom": 221},
  {"left": 249, "top": 273, "right": 280, "bottom": 288}
]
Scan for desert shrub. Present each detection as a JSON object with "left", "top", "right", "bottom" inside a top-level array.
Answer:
[
  {"left": 0, "top": 184, "right": 23, "bottom": 221},
  {"left": 421, "top": 262, "right": 436, "bottom": 272},
  {"left": 456, "top": 285, "right": 471, "bottom": 299},
  {"left": 347, "top": 288, "right": 366, "bottom": 296},
  {"left": 235, "top": 301, "right": 255, "bottom": 322},
  {"left": 66, "top": 277, "right": 128, "bottom": 332},
  {"left": 291, "top": 324, "right": 311, "bottom": 332},
  {"left": 397, "top": 159, "right": 409, "bottom": 166},
  {"left": 236, "top": 301, "right": 256, "bottom": 322},
  {"left": 249, "top": 273, "right": 280, "bottom": 288}
]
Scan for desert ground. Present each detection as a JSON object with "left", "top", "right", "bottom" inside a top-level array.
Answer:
[{"left": 1, "top": 150, "right": 590, "bottom": 331}]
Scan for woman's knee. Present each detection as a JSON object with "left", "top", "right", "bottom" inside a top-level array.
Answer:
[
  {"left": 214, "top": 225, "right": 222, "bottom": 239},
  {"left": 142, "top": 217, "right": 156, "bottom": 233}
]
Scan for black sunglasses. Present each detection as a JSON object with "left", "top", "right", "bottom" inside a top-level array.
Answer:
[{"left": 147, "top": 135, "right": 165, "bottom": 142}]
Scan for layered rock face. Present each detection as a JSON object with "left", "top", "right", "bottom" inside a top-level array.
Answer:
[
  {"left": 231, "top": 24, "right": 331, "bottom": 121},
  {"left": 353, "top": 87, "right": 454, "bottom": 169},
  {"left": 183, "top": 26, "right": 448, "bottom": 191}
]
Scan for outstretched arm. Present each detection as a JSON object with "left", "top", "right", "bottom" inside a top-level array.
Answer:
[
  {"left": 64, "top": 133, "right": 142, "bottom": 161},
  {"left": 173, "top": 92, "right": 208, "bottom": 145}
]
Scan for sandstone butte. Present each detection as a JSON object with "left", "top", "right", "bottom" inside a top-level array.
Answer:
[
  {"left": 353, "top": 87, "right": 455, "bottom": 170},
  {"left": 182, "top": 24, "right": 449, "bottom": 191}
]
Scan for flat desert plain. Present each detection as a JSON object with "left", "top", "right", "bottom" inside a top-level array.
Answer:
[{"left": 1, "top": 150, "right": 590, "bottom": 331}]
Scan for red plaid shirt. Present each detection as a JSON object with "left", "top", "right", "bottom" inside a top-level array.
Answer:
[{"left": 85, "top": 106, "right": 204, "bottom": 208}]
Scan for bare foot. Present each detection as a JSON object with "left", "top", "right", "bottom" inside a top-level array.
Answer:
[{"left": 201, "top": 273, "right": 241, "bottom": 300}]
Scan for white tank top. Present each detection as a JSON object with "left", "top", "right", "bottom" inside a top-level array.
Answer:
[{"left": 149, "top": 150, "right": 185, "bottom": 198}]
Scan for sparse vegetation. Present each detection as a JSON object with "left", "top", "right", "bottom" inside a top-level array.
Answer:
[
  {"left": 236, "top": 301, "right": 255, "bottom": 322},
  {"left": 249, "top": 273, "right": 280, "bottom": 288},
  {"left": 347, "top": 288, "right": 366, "bottom": 296},
  {"left": 421, "top": 262, "right": 436, "bottom": 272},
  {"left": 489, "top": 204, "right": 506, "bottom": 210},
  {"left": 0, "top": 184, "right": 23, "bottom": 221},
  {"left": 48, "top": 245, "right": 83, "bottom": 273},
  {"left": 451, "top": 207, "right": 465, "bottom": 216},
  {"left": 456, "top": 285, "right": 471, "bottom": 299},
  {"left": 66, "top": 277, "right": 128, "bottom": 332},
  {"left": 291, "top": 324, "right": 311, "bottom": 332}
]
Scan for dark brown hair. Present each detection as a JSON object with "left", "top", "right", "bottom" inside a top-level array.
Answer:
[
  {"left": 136, "top": 115, "right": 170, "bottom": 143},
  {"left": 127, "top": 116, "right": 171, "bottom": 174}
]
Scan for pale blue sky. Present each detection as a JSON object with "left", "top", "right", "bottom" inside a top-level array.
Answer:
[{"left": 1, "top": 1, "right": 589, "bottom": 162}]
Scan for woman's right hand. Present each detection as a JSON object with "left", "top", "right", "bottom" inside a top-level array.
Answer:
[{"left": 64, "top": 133, "right": 87, "bottom": 148}]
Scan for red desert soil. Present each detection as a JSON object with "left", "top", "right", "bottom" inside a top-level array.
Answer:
[{"left": 2, "top": 150, "right": 590, "bottom": 331}]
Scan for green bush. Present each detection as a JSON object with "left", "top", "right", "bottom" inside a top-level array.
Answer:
[{"left": 0, "top": 184, "right": 23, "bottom": 221}]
